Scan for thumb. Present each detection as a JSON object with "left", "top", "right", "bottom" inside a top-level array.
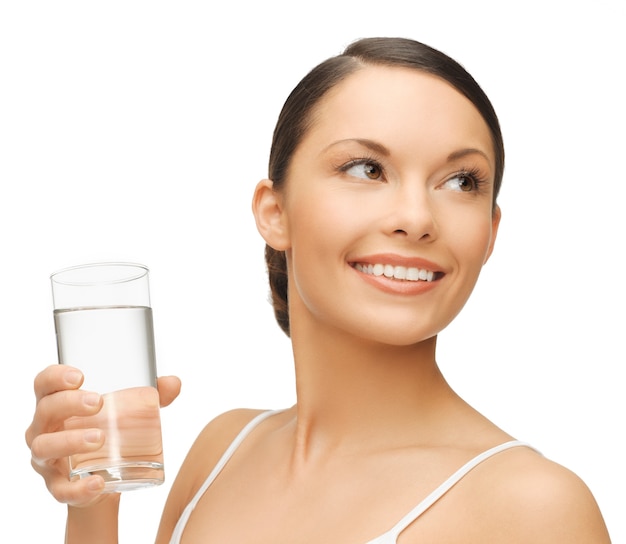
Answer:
[{"left": 156, "top": 375, "right": 181, "bottom": 408}]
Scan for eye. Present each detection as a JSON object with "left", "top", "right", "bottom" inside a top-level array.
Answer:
[
  {"left": 342, "top": 159, "right": 384, "bottom": 181},
  {"left": 442, "top": 171, "right": 481, "bottom": 192}
]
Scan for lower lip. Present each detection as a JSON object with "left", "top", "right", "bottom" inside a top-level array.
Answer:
[{"left": 354, "top": 267, "right": 441, "bottom": 295}]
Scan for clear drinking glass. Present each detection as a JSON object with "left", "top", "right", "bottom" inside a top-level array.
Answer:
[{"left": 51, "top": 262, "right": 164, "bottom": 492}]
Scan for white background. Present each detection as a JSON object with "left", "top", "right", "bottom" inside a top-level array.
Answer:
[{"left": 1, "top": 1, "right": 623, "bottom": 541}]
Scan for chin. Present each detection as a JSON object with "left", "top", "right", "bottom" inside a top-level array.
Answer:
[{"left": 351, "top": 324, "right": 441, "bottom": 348}]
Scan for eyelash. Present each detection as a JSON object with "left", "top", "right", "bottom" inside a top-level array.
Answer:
[
  {"left": 337, "top": 156, "right": 384, "bottom": 180},
  {"left": 337, "top": 157, "right": 489, "bottom": 194},
  {"left": 446, "top": 167, "right": 489, "bottom": 193}
]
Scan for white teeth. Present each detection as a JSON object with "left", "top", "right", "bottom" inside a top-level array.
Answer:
[
  {"left": 394, "top": 266, "right": 407, "bottom": 280},
  {"left": 406, "top": 267, "right": 420, "bottom": 281},
  {"left": 355, "top": 263, "right": 436, "bottom": 282}
]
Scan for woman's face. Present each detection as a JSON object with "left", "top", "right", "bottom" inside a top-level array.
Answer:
[{"left": 275, "top": 65, "right": 500, "bottom": 346}]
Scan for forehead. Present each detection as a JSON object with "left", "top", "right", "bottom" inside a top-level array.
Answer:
[{"left": 304, "top": 65, "right": 494, "bottom": 166}]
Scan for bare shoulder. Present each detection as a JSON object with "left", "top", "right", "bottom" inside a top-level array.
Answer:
[
  {"left": 188, "top": 408, "right": 270, "bottom": 454},
  {"left": 154, "top": 408, "right": 269, "bottom": 543},
  {"left": 472, "top": 445, "right": 611, "bottom": 543},
  {"left": 174, "top": 407, "right": 268, "bottom": 491}
]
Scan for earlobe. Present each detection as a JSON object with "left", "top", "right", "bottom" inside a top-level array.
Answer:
[
  {"left": 484, "top": 205, "right": 501, "bottom": 264},
  {"left": 251, "top": 179, "right": 290, "bottom": 250}
]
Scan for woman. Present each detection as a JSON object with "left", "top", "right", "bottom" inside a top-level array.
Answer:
[{"left": 26, "top": 37, "right": 611, "bottom": 543}]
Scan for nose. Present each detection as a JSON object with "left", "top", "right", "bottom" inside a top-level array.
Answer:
[{"left": 385, "top": 181, "right": 437, "bottom": 242}]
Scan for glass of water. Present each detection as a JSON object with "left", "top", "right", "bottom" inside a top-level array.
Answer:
[{"left": 51, "top": 262, "right": 164, "bottom": 492}]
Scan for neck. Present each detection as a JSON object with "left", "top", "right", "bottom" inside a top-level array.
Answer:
[{"left": 288, "top": 318, "right": 460, "bottom": 461}]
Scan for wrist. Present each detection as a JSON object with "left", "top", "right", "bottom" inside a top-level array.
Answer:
[{"left": 66, "top": 493, "right": 121, "bottom": 544}]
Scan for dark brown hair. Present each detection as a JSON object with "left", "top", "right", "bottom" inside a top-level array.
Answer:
[{"left": 265, "top": 37, "right": 505, "bottom": 337}]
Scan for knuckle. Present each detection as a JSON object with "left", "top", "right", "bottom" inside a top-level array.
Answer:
[
  {"left": 25, "top": 424, "right": 34, "bottom": 448},
  {"left": 37, "top": 389, "right": 87, "bottom": 427},
  {"left": 33, "top": 365, "right": 59, "bottom": 395},
  {"left": 29, "top": 434, "right": 48, "bottom": 463},
  {"left": 48, "top": 479, "right": 72, "bottom": 504}
]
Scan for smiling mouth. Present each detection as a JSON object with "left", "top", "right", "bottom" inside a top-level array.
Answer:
[{"left": 353, "top": 263, "right": 442, "bottom": 282}]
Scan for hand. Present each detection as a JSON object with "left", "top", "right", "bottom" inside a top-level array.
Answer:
[{"left": 25, "top": 365, "right": 181, "bottom": 507}]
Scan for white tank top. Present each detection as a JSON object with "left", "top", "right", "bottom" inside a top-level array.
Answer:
[{"left": 169, "top": 409, "right": 532, "bottom": 543}]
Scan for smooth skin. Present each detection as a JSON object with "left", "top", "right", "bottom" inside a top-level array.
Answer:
[{"left": 27, "top": 66, "right": 611, "bottom": 543}]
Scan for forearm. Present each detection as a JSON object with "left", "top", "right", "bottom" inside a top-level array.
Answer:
[{"left": 65, "top": 494, "right": 121, "bottom": 544}]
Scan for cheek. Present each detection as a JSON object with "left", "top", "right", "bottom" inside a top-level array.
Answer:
[
  {"left": 285, "top": 192, "right": 334, "bottom": 279},
  {"left": 450, "top": 212, "right": 496, "bottom": 270},
  {"left": 284, "top": 190, "right": 359, "bottom": 312},
  {"left": 287, "top": 188, "right": 360, "bottom": 248}
]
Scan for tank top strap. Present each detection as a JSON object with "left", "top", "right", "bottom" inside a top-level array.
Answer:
[
  {"left": 365, "top": 440, "right": 534, "bottom": 544},
  {"left": 169, "top": 408, "right": 285, "bottom": 544}
]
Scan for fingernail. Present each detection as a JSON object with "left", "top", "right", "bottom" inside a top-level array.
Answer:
[
  {"left": 84, "top": 429, "right": 102, "bottom": 443},
  {"left": 83, "top": 392, "right": 101, "bottom": 407},
  {"left": 65, "top": 370, "right": 82, "bottom": 386}
]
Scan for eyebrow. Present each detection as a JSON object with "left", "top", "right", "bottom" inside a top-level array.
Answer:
[
  {"left": 322, "top": 138, "right": 391, "bottom": 156},
  {"left": 447, "top": 147, "right": 492, "bottom": 164},
  {"left": 324, "top": 139, "right": 492, "bottom": 167}
]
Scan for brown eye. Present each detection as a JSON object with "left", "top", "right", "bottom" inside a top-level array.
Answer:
[
  {"left": 442, "top": 172, "right": 478, "bottom": 192},
  {"left": 457, "top": 174, "right": 475, "bottom": 192},
  {"left": 343, "top": 160, "right": 383, "bottom": 181},
  {"left": 363, "top": 162, "right": 381, "bottom": 179}
]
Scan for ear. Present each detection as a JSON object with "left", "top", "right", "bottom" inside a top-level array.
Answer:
[
  {"left": 483, "top": 205, "right": 501, "bottom": 264},
  {"left": 252, "top": 179, "right": 291, "bottom": 250}
]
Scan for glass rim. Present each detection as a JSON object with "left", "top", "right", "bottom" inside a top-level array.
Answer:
[{"left": 50, "top": 262, "right": 149, "bottom": 287}]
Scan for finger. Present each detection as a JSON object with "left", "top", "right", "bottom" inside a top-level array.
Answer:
[
  {"left": 30, "top": 428, "right": 104, "bottom": 468},
  {"left": 156, "top": 375, "right": 181, "bottom": 408},
  {"left": 48, "top": 474, "right": 107, "bottom": 506},
  {"left": 33, "top": 365, "right": 84, "bottom": 403},
  {"left": 26, "top": 389, "right": 102, "bottom": 447}
]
